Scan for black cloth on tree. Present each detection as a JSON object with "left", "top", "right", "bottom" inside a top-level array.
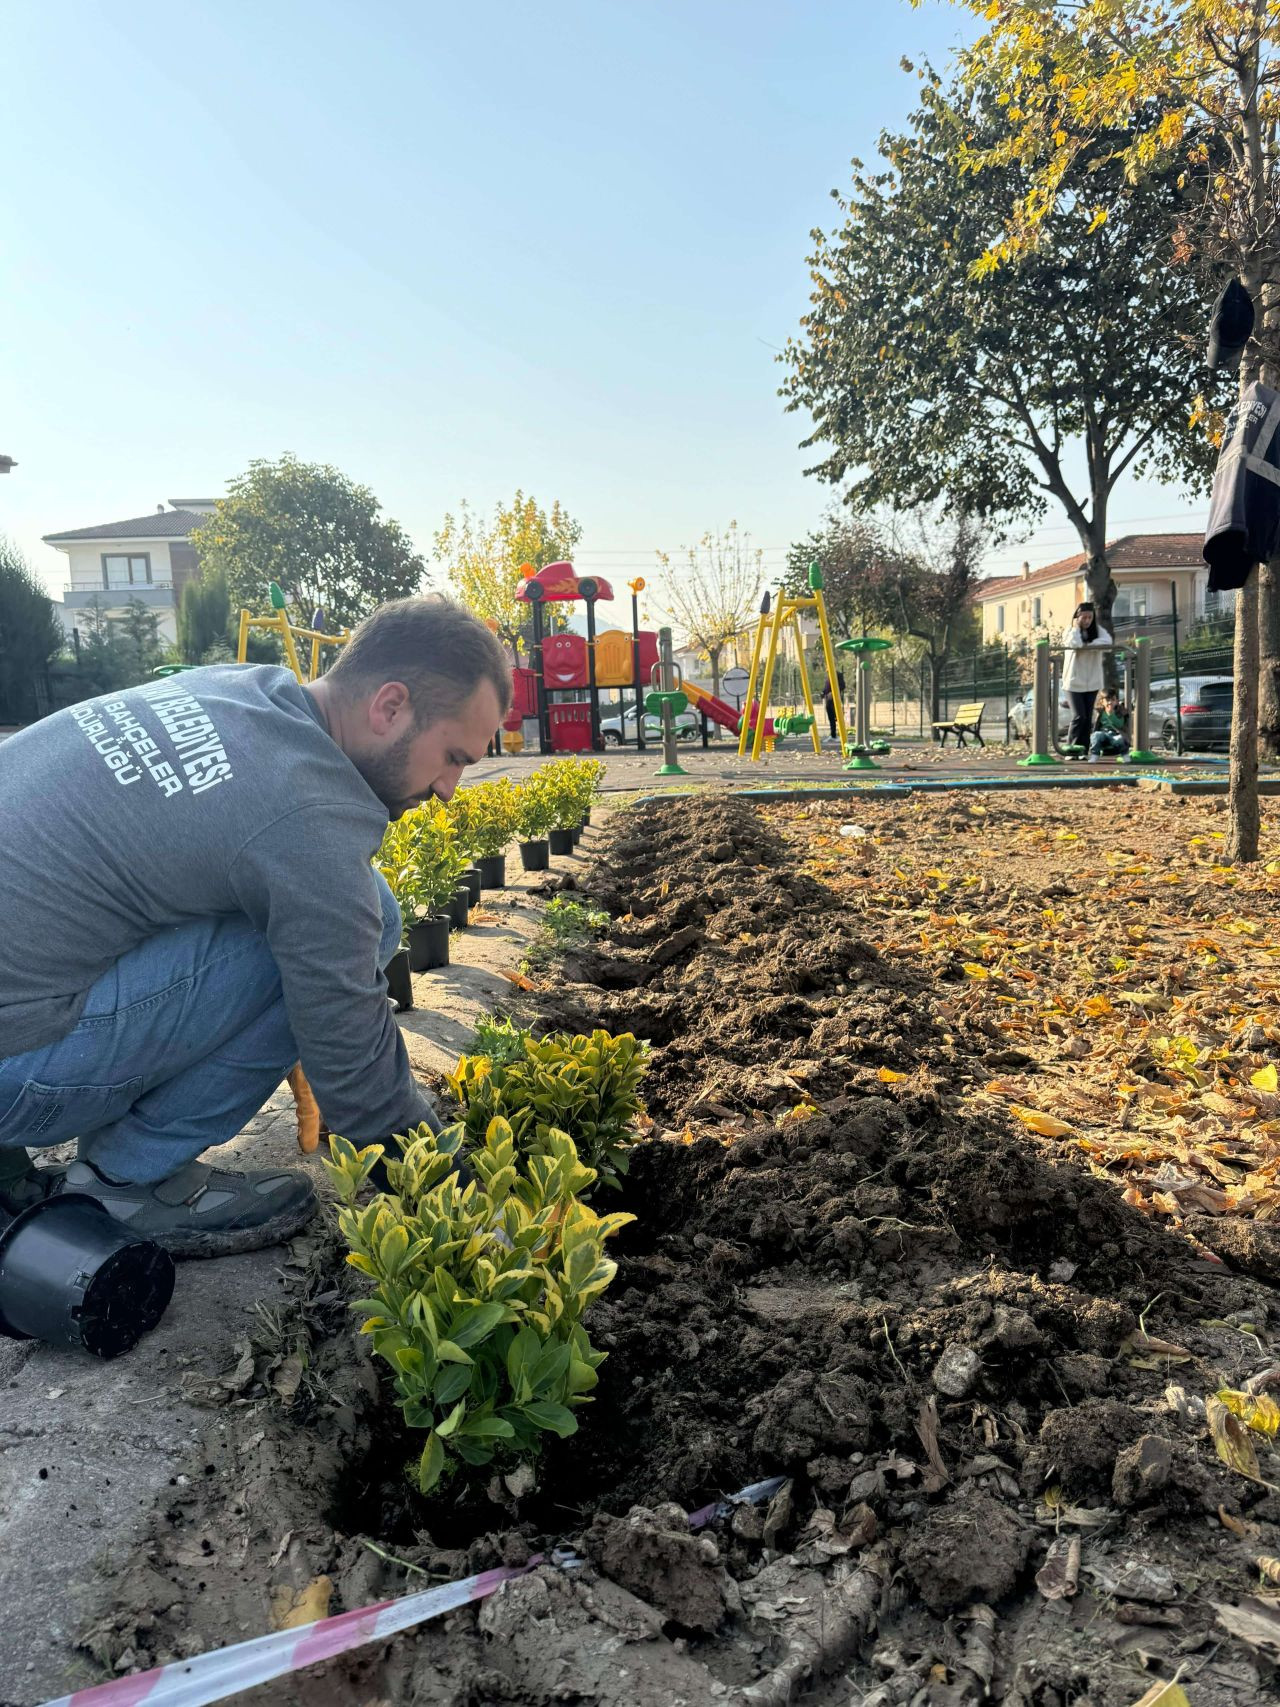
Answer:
[{"left": 1203, "top": 381, "right": 1280, "bottom": 591}]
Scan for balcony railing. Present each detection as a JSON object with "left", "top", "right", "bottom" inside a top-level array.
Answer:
[{"left": 64, "top": 581, "right": 175, "bottom": 595}]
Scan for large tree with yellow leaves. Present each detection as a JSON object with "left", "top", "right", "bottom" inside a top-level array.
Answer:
[
  {"left": 941, "top": 0, "right": 1280, "bottom": 857},
  {"left": 433, "top": 492, "right": 582, "bottom": 654}
]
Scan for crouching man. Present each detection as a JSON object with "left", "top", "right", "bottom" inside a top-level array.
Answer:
[{"left": 0, "top": 597, "right": 509, "bottom": 1256}]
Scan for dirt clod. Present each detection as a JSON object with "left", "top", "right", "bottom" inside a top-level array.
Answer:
[
  {"left": 582, "top": 1505, "right": 729, "bottom": 1632},
  {"left": 900, "top": 1488, "right": 1032, "bottom": 1612}
]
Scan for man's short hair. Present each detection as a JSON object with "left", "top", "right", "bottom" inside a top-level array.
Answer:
[{"left": 326, "top": 596, "right": 513, "bottom": 721}]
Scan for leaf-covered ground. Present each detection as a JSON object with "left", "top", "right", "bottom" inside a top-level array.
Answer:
[{"left": 774, "top": 788, "right": 1280, "bottom": 1262}]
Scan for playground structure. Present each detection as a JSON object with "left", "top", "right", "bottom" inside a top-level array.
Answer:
[
  {"left": 738, "top": 562, "right": 849, "bottom": 761},
  {"left": 235, "top": 583, "right": 350, "bottom": 683},
  {"left": 151, "top": 584, "right": 350, "bottom": 687},
  {"left": 507, "top": 561, "right": 666, "bottom": 755},
  {"left": 837, "top": 635, "right": 894, "bottom": 769},
  {"left": 1018, "top": 635, "right": 1161, "bottom": 767}
]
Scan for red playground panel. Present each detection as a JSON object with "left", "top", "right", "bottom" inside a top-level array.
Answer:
[
  {"left": 541, "top": 632, "right": 589, "bottom": 689},
  {"left": 504, "top": 665, "right": 539, "bottom": 730},
  {"left": 548, "top": 702, "right": 593, "bottom": 752}
]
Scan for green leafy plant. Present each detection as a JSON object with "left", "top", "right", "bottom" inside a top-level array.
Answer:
[
  {"left": 543, "top": 895, "right": 609, "bottom": 942},
  {"left": 471, "top": 1013, "right": 532, "bottom": 1066},
  {"left": 448, "top": 1029, "right": 648, "bottom": 1190},
  {"left": 325, "top": 1117, "right": 632, "bottom": 1494},
  {"left": 376, "top": 803, "right": 468, "bottom": 924},
  {"left": 406, "top": 803, "right": 468, "bottom": 913},
  {"left": 522, "top": 895, "right": 609, "bottom": 973},
  {"left": 448, "top": 778, "right": 519, "bottom": 860},
  {"left": 537, "top": 760, "right": 587, "bottom": 831},
  {"left": 514, "top": 769, "right": 556, "bottom": 841}
]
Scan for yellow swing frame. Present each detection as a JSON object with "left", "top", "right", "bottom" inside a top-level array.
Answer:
[
  {"left": 737, "top": 563, "right": 848, "bottom": 760},
  {"left": 235, "top": 583, "right": 350, "bottom": 684}
]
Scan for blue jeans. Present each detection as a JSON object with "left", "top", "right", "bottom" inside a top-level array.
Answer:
[
  {"left": 1089, "top": 730, "right": 1129, "bottom": 756},
  {"left": 0, "top": 876, "right": 402, "bottom": 1185}
]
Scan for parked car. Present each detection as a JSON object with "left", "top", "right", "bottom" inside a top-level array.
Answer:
[
  {"left": 1006, "top": 687, "right": 1071, "bottom": 744},
  {"left": 1158, "top": 677, "right": 1234, "bottom": 752},
  {"left": 600, "top": 703, "right": 699, "bottom": 745},
  {"left": 1148, "top": 674, "right": 1229, "bottom": 726}
]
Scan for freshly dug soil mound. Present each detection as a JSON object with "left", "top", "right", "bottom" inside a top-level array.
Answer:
[{"left": 85, "top": 797, "right": 1280, "bottom": 1707}]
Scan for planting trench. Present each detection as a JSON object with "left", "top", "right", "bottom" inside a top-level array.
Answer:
[{"left": 79, "top": 797, "right": 1280, "bottom": 1707}]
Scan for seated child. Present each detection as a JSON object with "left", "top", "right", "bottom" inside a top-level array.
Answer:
[{"left": 1089, "top": 688, "right": 1130, "bottom": 759}]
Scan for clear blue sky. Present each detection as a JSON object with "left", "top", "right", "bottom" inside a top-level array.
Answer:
[{"left": 2, "top": 0, "right": 1205, "bottom": 626}]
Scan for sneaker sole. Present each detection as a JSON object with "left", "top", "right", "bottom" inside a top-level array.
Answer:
[{"left": 161, "top": 1191, "right": 320, "bottom": 1261}]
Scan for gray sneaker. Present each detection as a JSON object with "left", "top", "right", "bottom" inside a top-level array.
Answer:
[{"left": 58, "top": 1158, "right": 317, "bottom": 1260}]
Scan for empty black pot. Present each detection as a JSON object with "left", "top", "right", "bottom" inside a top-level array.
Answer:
[
  {"left": 548, "top": 828, "right": 575, "bottom": 857},
  {"left": 385, "top": 947, "right": 414, "bottom": 1010},
  {"left": 448, "top": 886, "right": 470, "bottom": 929},
  {"left": 460, "top": 867, "right": 482, "bottom": 907},
  {"left": 477, "top": 853, "right": 506, "bottom": 889},
  {"left": 0, "top": 1193, "right": 175, "bottom": 1359},
  {"left": 519, "top": 839, "right": 550, "bottom": 872}
]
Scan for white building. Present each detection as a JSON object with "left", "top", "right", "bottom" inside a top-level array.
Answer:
[{"left": 44, "top": 499, "right": 217, "bottom": 646}]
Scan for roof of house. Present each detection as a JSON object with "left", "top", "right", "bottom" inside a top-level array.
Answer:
[
  {"left": 976, "top": 533, "right": 1205, "bottom": 602},
  {"left": 43, "top": 508, "right": 210, "bottom": 545}
]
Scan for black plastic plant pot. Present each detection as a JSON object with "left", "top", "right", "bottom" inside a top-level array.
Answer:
[
  {"left": 519, "top": 839, "right": 550, "bottom": 872},
  {"left": 571, "top": 824, "right": 583, "bottom": 846},
  {"left": 407, "top": 913, "right": 450, "bottom": 969},
  {"left": 581, "top": 807, "right": 592, "bottom": 827},
  {"left": 385, "top": 947, "right": 414, "bottom": 1010},
  {"left": 448, "top": 886, "right": 471, "bottom": 929},
  {"left": 477, "top": 853, "right": 506, "bottom": 889},
  {"left": 460, "top": 867, "right": 482, "bottom": 907},
  {"left": 548, "top": 828, "right": 575, "bottom": 857},
  {"left": 0, "top": 1193, "right": 175, "bottom": 1360}
]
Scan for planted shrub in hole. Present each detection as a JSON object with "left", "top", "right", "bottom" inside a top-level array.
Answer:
[
  {"left": 448, "top": 1027, "right": 648, "bottom": 1191},
  {"left": 325, "top": 1118, "right": 632, "bottom": 1494}
]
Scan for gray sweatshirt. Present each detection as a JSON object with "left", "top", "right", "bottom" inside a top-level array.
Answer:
[{"left": 0, "top": 665, "right": 436, "bottom": 1141}]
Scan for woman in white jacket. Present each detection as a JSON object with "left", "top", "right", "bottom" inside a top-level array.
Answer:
[{"left": 1061, "top": 603, "right": 1112, "bottom": 755}]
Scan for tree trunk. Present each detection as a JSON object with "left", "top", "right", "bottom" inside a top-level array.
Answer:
[
  {"left": 1227, "top": 26, "right": 1266, "bottom": 859},
  {"left": 1081, "top": 549, "right": 1119, "bottom": 691},
  {"left": 1259, "top": 558, "right": 1280, "bottom": 761},
  {"left": 1227, "top": 573, "right": 1261, "bottom": 864},
  {"left": 928, "top": 655, "right": 941, "bottom": 723}
]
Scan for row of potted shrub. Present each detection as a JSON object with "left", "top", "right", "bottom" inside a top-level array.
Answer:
[
  {"left": 374, "top": 759, "right": 605, "bottom": 1005},
  {"left": 450, "top": 758, "right": 604, "bottom": 882}
]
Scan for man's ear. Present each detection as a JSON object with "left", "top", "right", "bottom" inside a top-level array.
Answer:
[{"left": 367, "top": 681, "right": 412, "bottom": 738}]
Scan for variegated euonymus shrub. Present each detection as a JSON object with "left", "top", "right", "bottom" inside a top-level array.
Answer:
[
  {"left": 324, "top": 1117, "right": 633, "bottom": 1493},
  {"left": 448, "top": 1029, "right": 648, "bottom": 1190}
]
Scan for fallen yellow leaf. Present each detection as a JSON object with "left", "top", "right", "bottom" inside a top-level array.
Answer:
[
  {"left": 1129, "top": 1682, "right": 1191, "bottom": 1707},
  {"left": 877, "top": 1067, "right": 908, "bottom": 1083},
  {"left": 1252, "top": 1064, "right": 1278, "bottom": 1093},
  {"left": 1207, "top": 1394, "right": 1263, "bottom": 1480},
  {"left": 962, "top": 962, "right": 990, "bottom": 979},
  {"left": 1010, "top": 1105, "right": 1074, "bottom": 1138},
  {"left": 1218, "top": 1389, "right": 1280, "bottom": 1437},
  {"left": 271, "top": 1574, "right": 333, "bottom": 1631}
]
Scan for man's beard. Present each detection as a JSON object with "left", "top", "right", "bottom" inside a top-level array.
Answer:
[{"left": 355, "top": 728, "right": 428, "bottom": 817}]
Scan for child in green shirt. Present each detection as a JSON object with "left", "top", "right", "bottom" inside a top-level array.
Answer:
[{"left": 1089, "top": 689, "right": 1130, "bottom": 759}]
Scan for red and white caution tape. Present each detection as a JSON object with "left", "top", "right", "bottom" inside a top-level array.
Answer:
[
  {"left": 41, "top": 1477, "right": 786, "bottom": 1707},
  {"left": 41, "top": 1554, "right": 570, "bottom": 1707}
]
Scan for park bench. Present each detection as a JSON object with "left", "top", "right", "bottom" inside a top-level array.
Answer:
[{"left": 931, "top": 701, "right": 987, "bottom": 749}]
